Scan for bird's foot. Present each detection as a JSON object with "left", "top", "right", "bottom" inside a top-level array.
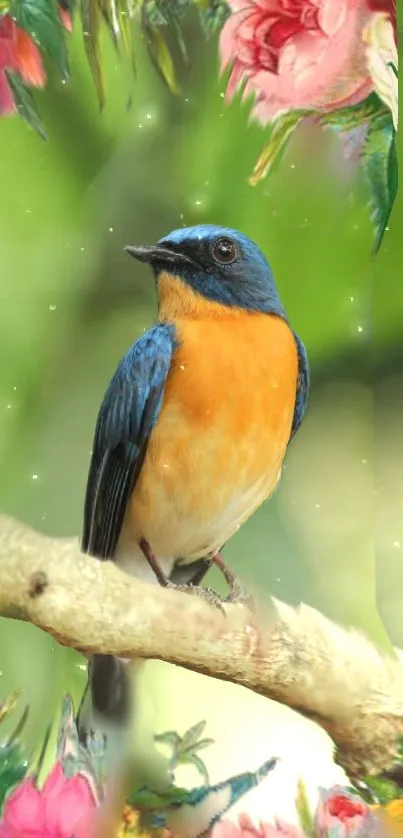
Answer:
[
  {"left": 139, "top": 538, "right": 251, "bottom": 610},
  {"left": 139, "top": 538, "right": 225, "bottom": 611},
  {"left": 166, "top": 581, "right": 225, "bottom": 613},
  {"left": 225, "top": 576, "right": 253, "bottom": 607},
  {"left": 212, "top": 553, "right": 253, "bottom": 608}
]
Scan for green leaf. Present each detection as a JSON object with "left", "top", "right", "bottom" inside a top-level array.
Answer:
[
  {"left": 5, "top": 707, "right": 29, "bottom": 748},
  {"left": 151, "top": 0, "right": 191, "bottom": 60},
  {"left": 0, "top": 692, "right": 23, "bottom": 725},
  {"left": 0, "top": 744, "right": 27, "bottom": 811},
  {"left": 183, "top": 737, "right": 215, "bottom": 754},
  {"left": 99, "top": 0, "right": 133, "bottom": 50},
  {"left": 80, "top": 0, "right": 105, "bottom": 109},
  {"left": 117, "top": 3, "right": 136, "bottom": 76},
  {"left": 142, "top": 0, "right": 191, "bottom": 27},
  {"left": 250, "top": 109, "right": 311, "bottom": 186},
  {"left": 141, "top": 15, "right": 180, "bottom": 94},
  {"left": 361, "top": 110, "right": 397, "bottom": 256},
  {"left": 319, "top": 93, "right": 388, "bottom": 132},
  {"left": 360, "top": 776, "right": 402, "bottom": 806},
  {"left": 98, "top": 0, "right": 120, "bottom": 43},
  {"left": 295, "top": 778, "right": 315, "bottom": 837},
  {"left": 179, "top": 719, "right": 207, "bottom": 752},
  {"left": 80, "top": 1, "right": 137, "bottom": 105},
  {"left": 155, "top": 723, "right": 213, "bottom": 783},
  {"left": 10, "top": 0, "right": 69, "bottom": 80},
  {"left": 116, "top": 1, "right": 137, "bottom": 82},
  {"left": 5, "top": 71, "right": 47, "bottom": 138},
  {"left": 141, "top": 0, "right": 166, "bottom": 26},
  {"left": 196, "top": 0, "right": 230, "bottom": 34},
  {"left": 154, "top": 731, "right": 182, "bottom": 749}
]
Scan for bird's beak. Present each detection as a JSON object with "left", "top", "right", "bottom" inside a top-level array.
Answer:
[{"left": 124, "top": 244, "right": 195, "bottom": 268}]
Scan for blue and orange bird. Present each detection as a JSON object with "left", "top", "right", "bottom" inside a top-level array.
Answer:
[{"left": 78, "top": 224, "right": 309, "bottom": 739}]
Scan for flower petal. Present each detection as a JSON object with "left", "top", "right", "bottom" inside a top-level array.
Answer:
[
  {"left": 317, "top": 0, "right": 348, "bottom": 37},
  {"left": 1, "top": 779, "right": 46, "bottom": 835},
  {"left": 0, "top": 70, "right": 15, "bottom": 115},
  {"left": 45, "top": 774, "right": 97, "bottom": 838},
  {"left": 364, "top": 12, "right": 398, "bottom": 128},
  {"left": 13, "top": 27, "right": 45, "bottom": 87},
  {"left": 59, "top": 7, "right": 72, "bottom": 32},
  {"left": 226, "top": 61, "right": 247, "bottom": 99},
  {"left": 366, "top": 48, "right": 397, "bottom": 127},
  {"left": 220, "top": 8, "right": 251, "bottom": 69},
  {"left": 226, "top": 0, "right": 255, "bottom": 10},
  {"left": 43, "top": 763, "right": 67, "bottom": 799}
]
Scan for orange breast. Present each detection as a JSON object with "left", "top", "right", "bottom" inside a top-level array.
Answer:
[{"left": 125, "top": 280, "right": 298, "bottom": 560}]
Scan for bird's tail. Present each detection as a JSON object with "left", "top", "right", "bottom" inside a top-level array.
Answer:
[
  {"left": 76, "top": 559, "right": 211, "bottom": 752},
  {"left": 77, "top": 654, "right": 133, "bottom": 761}
]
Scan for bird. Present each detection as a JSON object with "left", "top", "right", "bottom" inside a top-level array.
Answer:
[{"left": 77, "top": 224, "right": 309, "bottom": 744}]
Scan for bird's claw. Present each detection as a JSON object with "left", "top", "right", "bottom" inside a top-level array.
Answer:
[
  {"left": 211, "top": 553, "right": 253, "bottom": 609},
  {"left": 224, "top": 576, "right": 254, "bottom": 609},
  {"left": 166, "top": 582, "right": 225, "bottom": 613}
]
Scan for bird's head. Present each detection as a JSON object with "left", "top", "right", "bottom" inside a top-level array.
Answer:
[{"left": 125, "top": 225, "right": 286, "bottom": 319}]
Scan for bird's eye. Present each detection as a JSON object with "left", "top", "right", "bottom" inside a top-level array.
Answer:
[{"left": 211, "top": 237, "right": 237, "bottom": 264}]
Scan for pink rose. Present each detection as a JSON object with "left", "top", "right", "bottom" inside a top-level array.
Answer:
[
  {"left": 0, "top": 762, "right": 97, "bottom": 838},
  {"left": 220, "top": 0, "right": 395, "bottom": 124},
  {"left": 212, "top": 813, "right": 304, "bottom": 838}
]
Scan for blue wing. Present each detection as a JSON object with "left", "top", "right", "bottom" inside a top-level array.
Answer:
[
  {"left": 289, "top": 331, "right": 309, "bottom": 442},
  {"left": 81, "top": 323, "right": 177, "bottom": 559}
]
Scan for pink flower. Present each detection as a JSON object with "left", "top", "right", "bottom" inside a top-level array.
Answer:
[
  {"left": 0, "top": 762, "right": 98, "bottom": 838},
  {"left": 212, "top": 813, "right": 303, "bottom": 838},
  {"left": 0, "top": 14, "right": 45, "bottom": 115},
  {"left": 220, "top": 0, "right": 396, "bottom": 124},
  {"left": 315, "top": 788, "right": 378, "bottom": 836}
]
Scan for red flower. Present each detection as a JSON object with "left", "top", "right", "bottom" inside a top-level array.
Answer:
[
  {"left": 315, "top": 788, "right": 378, "bottom": 836},
  {"left": 0, "top": 2, "right": 71, "bottom": 117},
  {"left": 0, "top": 14, "right": 45, "bottom": 114},
  {"left": 327, "top": 795, "right": 367, "bottom": 820},
  {"left": 0, "top": 762, "right": 97, "bottom": 838}
]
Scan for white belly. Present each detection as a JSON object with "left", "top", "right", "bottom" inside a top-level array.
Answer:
[{"left": 116, "top": 466, "right": 281, "bottom": 581}]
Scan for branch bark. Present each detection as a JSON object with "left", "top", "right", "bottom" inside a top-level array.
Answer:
[{"left": 0, "top": 514, "right": 402, "bottom": 778}]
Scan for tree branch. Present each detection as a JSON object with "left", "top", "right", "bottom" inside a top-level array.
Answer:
[{"left": 0, "top": 515, "right": 402, "bottom": 778}]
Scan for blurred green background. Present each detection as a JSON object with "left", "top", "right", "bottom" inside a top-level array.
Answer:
[{"left": 0, "top": 14, "right": 401, "bottom": 757}]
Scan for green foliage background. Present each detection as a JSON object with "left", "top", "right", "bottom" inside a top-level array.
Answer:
[{"left": 0, "top": 16, "right": 401, "bottom": 760}]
